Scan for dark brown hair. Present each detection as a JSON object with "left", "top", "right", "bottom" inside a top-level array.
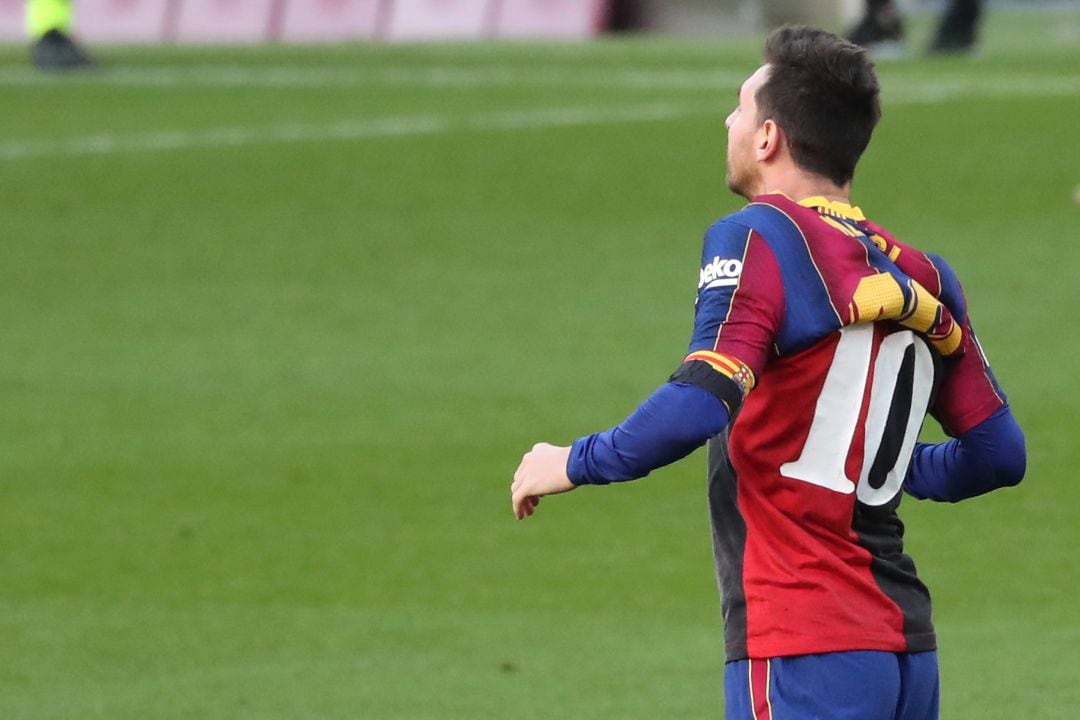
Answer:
[{"left": 758, "top": 26, "right": 881, "bottom": 186}]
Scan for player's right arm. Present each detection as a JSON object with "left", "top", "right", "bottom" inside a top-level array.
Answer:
[
  {"left": 564, "top": 220, "right": 784, "bottom": 486},
  {"left": 903, "top": 255, "right": 1026, "bottom": 502}
]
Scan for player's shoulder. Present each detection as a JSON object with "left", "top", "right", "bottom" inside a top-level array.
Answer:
[
  {"left": 700, "top": 214, "right": 755, "bottom": 257},
  {"left": 923, "top": 251, "right": 967, "bottom": 323},
  {"left": 863, "top": 218, "right": 969, "bottom": 323},
  {"left": 704, "top": 195, "right": 806, "bottom": 248},
  {"left": 721, "top": 194, "right": 804, "bottom": 229}
]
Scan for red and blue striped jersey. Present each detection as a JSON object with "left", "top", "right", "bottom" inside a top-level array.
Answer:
[{"left": 680, "top": 193, "right": 1005, "bottom": 661}]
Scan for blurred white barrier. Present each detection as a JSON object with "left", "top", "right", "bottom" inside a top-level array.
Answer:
[
  {"left": 382, "top": 0, "right": 491, "bottom": 40},
  {"left": 0, "top": 0, "right": 613, "bottom": 44},
  {"left": 78, "top": 0, "right": 171, "bottom": 43},
  {"left": 174, "top": 0, "right": 276, "bottom": 43},
  {"left": 0, "top": 0, "right": 22, "bottom": 41},
  {"left": 279, "top": 0, "right": 383, "bottom": 42},
  {"left": 493, "top": 0, "right": 608, "bottom": 39}
]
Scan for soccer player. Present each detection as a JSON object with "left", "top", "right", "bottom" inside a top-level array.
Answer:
[
  {"left": 510, "top": 26, "right": 1025, "bottom": 720},
  {"left": 28, "top": 0, "right": 93, "bottom": 71},
  {"left": 847, "top": 0, "right": 983, "bottom": 55}
]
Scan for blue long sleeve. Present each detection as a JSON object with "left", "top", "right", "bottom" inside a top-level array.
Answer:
[
  {"left": 567, "top": 382, "right": 731, "bottom": 486},
  {"left": 904, "top": 405, "right": 1026, "bottom": 502}
]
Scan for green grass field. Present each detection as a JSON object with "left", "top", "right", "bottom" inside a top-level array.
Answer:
[{"left": 1, "top": 8, "right": 1079, "bottom": 718}]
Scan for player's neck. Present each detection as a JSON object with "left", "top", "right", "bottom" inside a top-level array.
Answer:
[{"left": 759, "top": 168, "right": 851, "bottom": 206}]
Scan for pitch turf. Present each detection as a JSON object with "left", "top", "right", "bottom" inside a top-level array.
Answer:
[{"left": 1, "top": 8, "right": 1078, "bottom": 719}]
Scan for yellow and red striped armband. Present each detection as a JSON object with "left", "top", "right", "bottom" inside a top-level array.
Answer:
[
  {"left": 670, "top": 350, "right": 756, "bottom": 414},
  {"left": 684, "top": 351, "right": 756, "bottom": 394}
]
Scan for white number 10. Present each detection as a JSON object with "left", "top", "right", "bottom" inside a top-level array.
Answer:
[{"left": 779, "top": 324, "right": 935, "bottom": 506}]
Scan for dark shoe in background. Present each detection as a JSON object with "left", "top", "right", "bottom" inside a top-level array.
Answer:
[
  {"left": 928, "top": 28, "right": 977, "bottom": 54},
  {"left": 32, "top": 29, "right": 95, "bottom": 72}
]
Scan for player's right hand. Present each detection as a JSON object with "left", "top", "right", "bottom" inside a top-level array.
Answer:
[{"left": 511, "top": 443, "right": 575, "bottom": 519}]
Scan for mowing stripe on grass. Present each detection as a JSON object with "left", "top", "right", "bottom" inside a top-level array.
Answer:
[
  {"left": 0, "top": 102, "right": 710, "bottom": 160},
  {"left": 1, "top": 65, "right": 1078, "bottom": 100},
  {"left": 0, "top": 65, "right": 749, "bottom": 89},
  {"left": 1, "top": 68, "right": 1076, "bottom": 160}
]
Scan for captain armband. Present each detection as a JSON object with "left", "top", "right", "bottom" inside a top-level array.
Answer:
[{"left": 669, "top": 350, "right": 756, "bottom": 415}]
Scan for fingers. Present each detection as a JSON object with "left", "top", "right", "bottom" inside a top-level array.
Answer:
[
  {"left": 511, "top": 443, "right": 567, "bottom": 519},
  {"left": 512, "top": 451, "right": 531, "bottom": 518},
  {"left": 511, "top": 483, "right": 528, "bottom": 520},
  {"left": 512, "top": 488, "right": 539, "bottom": 520},
  {"left": 511, "top": 451, "right": 530, "bottom": 492}
]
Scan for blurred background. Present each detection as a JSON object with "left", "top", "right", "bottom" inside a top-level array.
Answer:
[
  {"left": 1, "top": 1, "right": 1078, "bottom": 719},
  {"left": 4, "top": 0, "right": 1077, "bottom": 46}
]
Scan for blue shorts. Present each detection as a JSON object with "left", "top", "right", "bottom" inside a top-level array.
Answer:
[{"left": 724, "top": 650, "right": 939, "bottom": 720}]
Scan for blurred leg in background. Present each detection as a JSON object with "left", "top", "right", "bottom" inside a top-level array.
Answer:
[
  {"left": 29, "top": 0, "right": 94, "bottom": 70},
  {"left": 847, "top": 0, "right": 983, "bottom": 55},
  {"left": 929, "top": 0, "right": 982, "bottom": 53},
  {"left": 847, "top": 0, "right": 905, "bottom": 49}
]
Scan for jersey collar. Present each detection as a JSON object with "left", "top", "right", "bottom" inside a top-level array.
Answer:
[{"left": 796, "top": 195, "right": 866, "bottom": 221}]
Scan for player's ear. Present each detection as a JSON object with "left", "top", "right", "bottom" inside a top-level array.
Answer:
[{"left": 756, "top": 119, "right": 782, "bottom": 162}]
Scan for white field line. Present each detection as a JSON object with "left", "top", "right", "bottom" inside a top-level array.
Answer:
[
  {"left": 0, "top": 69, "right": 1076, "bottom": 161},
  {"left": 0, "top": 102, "right": 711, "bottom": 160},
  {"left": 0, "top": 65, "right": 750, "bottom": 89},
  {"left": 0, "top": 64, "right": 1077, "bottom": 98},
  {"left": 886, "top": 75, "right": 1080, "bottom": 104}
]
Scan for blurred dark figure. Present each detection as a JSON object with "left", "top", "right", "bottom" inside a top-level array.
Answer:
[
  {"left": 848, "top": 0, "right": 982, "bottom": 54},
  {"left": 28, "top": 0, "right": 94, "bottom": 71}
]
